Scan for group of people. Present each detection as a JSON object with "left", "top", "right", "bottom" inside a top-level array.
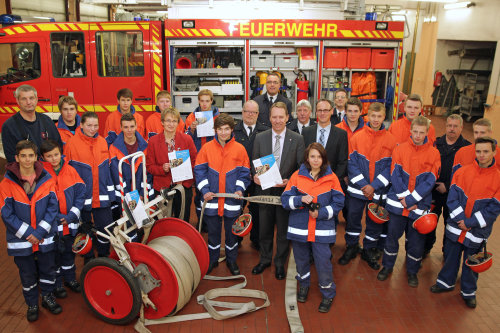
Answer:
[{"left": 0, "top": 74, "right": 499, "bottom": 322}]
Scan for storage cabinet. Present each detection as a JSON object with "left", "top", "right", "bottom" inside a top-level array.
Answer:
[
  {"left": 170, "top": 40, "right": 245, "bottom": 118},
  {"left": 248, "top": 40, "right": 319, "bottom": 116},
  {"left": 320, "top": 41, "right": 399, "bottom": 119}
]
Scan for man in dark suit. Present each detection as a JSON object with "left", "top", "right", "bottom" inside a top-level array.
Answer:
[
  {"left": 287, "top": 99, "right": 316, "bottom": 135},
  {"left": 330, "top": 88, "right": 348, "bottom": 125},
  {"left": 303, "top": 99, "right": 348, "bottom": 181},
  {"left": 253, "top": 73, "right": 293, "bottom": 127},
  {"left": 251, "top": 102, "right": 305, "bottom": 280},
  {"left": 233, "top": 100, "right": 269, "bottom": 250}
]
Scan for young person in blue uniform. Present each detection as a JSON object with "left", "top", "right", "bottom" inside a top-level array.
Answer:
[
  {"left": 430, "top": 137, "right": 500, "bottom": 308},
  {"left": 282, "top": 142, "right": 344, "bottom": 313},
  {"left": 194, "top": 113, "right": 251, "bottom": 275},
  {"left": 377, "top": 116, "right": 441, "bottom": 287},
  {"left": 0, "top": 140, "right": 62, "bottom": 321},
  {"left": 40, "top": 140, "right": 85, "bottom": 298}
]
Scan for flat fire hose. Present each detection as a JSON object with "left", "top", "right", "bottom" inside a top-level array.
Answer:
[
  {"left": 196, "top": 193, "right": 303, "bottom": 332},
  {"left": 134, "top": 235, "right": 270, "bottom": 333},
  {"left": 198, "top": 193, "right": 283, "bottom": 263},
  {"left": 285, "top": 249, "right": 304, "bottom": 333}
]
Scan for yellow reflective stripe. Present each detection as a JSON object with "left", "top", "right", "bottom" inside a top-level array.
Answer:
[
  {"left": 340, "top": 30, "right": 355, "bottom": 38},
  {"left": 200, "top": 29, "right": 211, "bottom": 37},
  {"left": 354, "top": 30, "right": 365, "bottom": 38},
  {"left": 191, "top": 29, "right": 202, "bottom": 37},
  {"left": 210, "top": 29, "right": 226, "bottom": 37},
  {"left": 25, "top": 25, "right": 37, "bottom": 32},
  {"left": 13, "top": 27, "right": 25, "bottom": 33},
  {"left": 4, "top": 28, "right": 15, "bottom": 35},
  {"left": 364, "top": 30, "right": 373, "bottom": 38},
  {"left": 37, "top": 24, "right": 60, "bottom": 31}
]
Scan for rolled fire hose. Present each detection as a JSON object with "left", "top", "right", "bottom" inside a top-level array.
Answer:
[{"left": 135, "top": 234, "right": 270, "bottom": 332}]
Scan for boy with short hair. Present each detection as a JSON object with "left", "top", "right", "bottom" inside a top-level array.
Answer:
[
  {"left": 109, "top": 113, "right": 152, "bottom": 240},
  {"left": 0, "top": 140, "right": 62, "bottom": 322},
  {"left": 65, "top": 111, "right": 116, "bottom": 260},
  {"left": 41, "top": 139, "right": 85, "bottom": 297},
  {"left": 56, "top": 96, "right": 81, "bottom": 146},
  {"left": 339, "top": 103, "right": 397, "bottom": 269},
  {"left": 335, "top": 97, "right": 365, "bottom": 142},
  {"left": 104, "top": 88, "right": 146, "bottom": 145},
  {"left": 430, "top": 137, "right": 500, "bottom": 308},
  {"left": 186, "top": 89, "right": 220, "bottom": 151},
  {"left": 378, "top": 116, "right": 441, "bottom": 287},
  {"left": 146, "top": 90, "right": 185, "bottom": 139}
]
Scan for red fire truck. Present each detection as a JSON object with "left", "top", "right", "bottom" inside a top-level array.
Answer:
[{"left": 0, "top": 18, "right": 404, "bottom": 133}]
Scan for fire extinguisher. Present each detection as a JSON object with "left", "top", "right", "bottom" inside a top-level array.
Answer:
[
  {"left": 295, "top": 70, "right": 309, "bottom": 103},
  {"left": 434, "top": 71, "right": 442, "bottom": 87}
]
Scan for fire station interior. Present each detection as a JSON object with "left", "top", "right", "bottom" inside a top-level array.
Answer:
[{"left": 0, "top": 0, "right": 500, "bottom": 332}]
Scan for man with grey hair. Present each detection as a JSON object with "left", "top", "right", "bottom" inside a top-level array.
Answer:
[
  {"left": 1, "top": 84, "right": 62, "bottom": 162},
  {"left": 424, "top": 114, "right": 470, "bottom": 256},
  {"left": 287, "top": 99, "right": 316, "bottom": 135},
  {"left": 233, "top": 100, "right": 269, "bottom": 250}
]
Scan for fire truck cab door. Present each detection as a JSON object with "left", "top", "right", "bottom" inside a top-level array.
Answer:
[
  {"left": 0, "top": 36, "right": 52, "bottom": 114},
  {"left": 89, "top": 23, "right": 154, "bottom": 112},
  {"left": 48, "top": 29, "right": 93, "bottom": 112}
]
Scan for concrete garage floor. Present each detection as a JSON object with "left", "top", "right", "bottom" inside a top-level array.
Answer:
[{"left": 0, "top": 115, "right": 499, "bottom": 333}]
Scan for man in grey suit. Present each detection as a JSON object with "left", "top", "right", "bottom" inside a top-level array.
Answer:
[
  {"left": 251, "top": 102, "right": 305, "bottom": 280},
  {"left": 303, "top": 99, "right": 348, "bottom": 181},
  {"left": 253, "top": 73, "right": 293, "bottom": 127}
]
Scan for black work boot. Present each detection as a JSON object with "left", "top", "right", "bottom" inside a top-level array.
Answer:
[
  {"left": 64, "top": 280, "right": 82, "bottom": 293},
  {"left": 27, "top": 305, "right": 39, "bottom": 322},
  {"left": 318, "top": 298, "right": 333, "bottom": 313},
  {"left": 54, "top": 286, "right": 68, "bottom": 299},
  {"left": 377, "top": 267, "right": 393, "bottom": 281},
  {"left": 338, "top": 244, "right": 360, "bottom": 265},
  {"left": 297, "top": 285, "right": 309, "bottom": 303},
  {"left": 361, "top": 248, "right": 381, "bottom": 270},
  {"left": 41, "top": 294, "right": 62, "bottom": 315}
]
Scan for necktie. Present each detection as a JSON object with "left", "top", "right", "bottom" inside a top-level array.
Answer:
[
  {"left": 319, "top": 128, "right": 326, "bottom": 147},
  {"left": 269, "top": 96, "right": 273, "bottom": 104},
  {"left": 301, "top": 124, "right": 305, "bottom": 134},
  {"left": 248, "top": 126, "right": 253, "bottom": 136},
  {"left": 273, "top": 135, "right": 281, "bottom": 167}
]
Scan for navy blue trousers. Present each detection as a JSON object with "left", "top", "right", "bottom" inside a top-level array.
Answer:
[
  {"left": 345, "top": 196, "right": 386, "bottom": 249},
  {"left": 382, "top": 213, "right": 426, "bottom": 274},
  {"left": 55, "top": 235, "right": 76, "bottom": 287},
  {"left": 14, "top": 251, "right": 57, "bottom": 306},
  {"left": 292, "top": 241, "right": 336, "bottom": 299},
  {"left": 436, "top": 239, "right": 480, "bottom": 299},
  {"left": 82, "top": 207, "right": 113, "bottom": 258},
  {"left": 206, "top": 215, "right": 238, "bottom": 264}
]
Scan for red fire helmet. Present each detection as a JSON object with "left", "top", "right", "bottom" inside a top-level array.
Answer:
[
  {"left": 72, "top": 233, "right": 92, "bottom": 255},
  {"left": 367, "top": 203, "right": 389, "bottom": 224},
  {"left": 232, "top": 214, "right": 252, "bottom": 237},
  {"left": 412, "top": 213, "right": 438, "bottom": 234}
]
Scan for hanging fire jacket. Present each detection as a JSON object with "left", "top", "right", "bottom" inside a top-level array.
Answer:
[
  {"left": 104, "top": 105, "right": 146, "bottom": 145},
  {"left": 56, "top": 114, "right": 81, "bottom": 147},
  {"left": 281, "top": 164, "right": 344, "bottom": 244},
  {"left": 347, "top": 123, "right": 397, "bottom": 201},
  {"left": 351, "top": 72, "right": 377, "bottom": 115},
  {"left": 445, "top": 159, "right": 500, "bottom": 249},
  {"left": 386, "top": 137, "right": 441, "bottom": 220},
  {"left": 0, "top": 161, "right": 58, "bottom": 256},
  {"left": 145, "top": 106, "right": 186, "bottom": 140},
  {"left": 109, "top": 132, "right": 153, "bottom": 199},
  {"left": 64, "top": 129, "right": 116, "bottom": 210},
  {"left": 42, "top": 159, "right": 85, "bottom": 237}
]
